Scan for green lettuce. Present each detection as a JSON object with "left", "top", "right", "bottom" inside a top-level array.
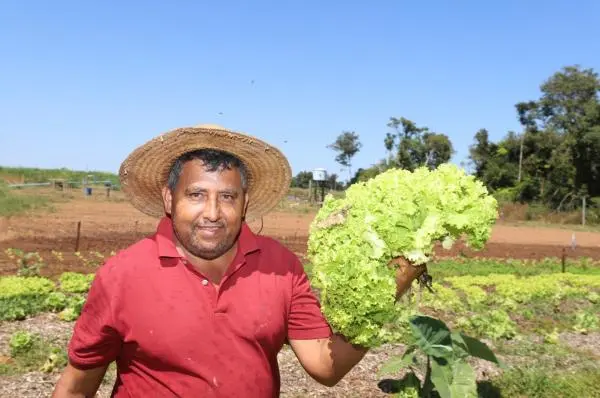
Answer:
[{"left": 307, "top": 164, "right": 498, "bottom": 347}]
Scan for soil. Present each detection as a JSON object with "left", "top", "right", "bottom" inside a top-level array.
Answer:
[{"left": 1, "top": 193, "right": 600, "bottom": 276}]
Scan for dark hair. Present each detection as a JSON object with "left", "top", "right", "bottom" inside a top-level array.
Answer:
[{"left": 167, "top": 149, "right": 248, "bottom": 191}]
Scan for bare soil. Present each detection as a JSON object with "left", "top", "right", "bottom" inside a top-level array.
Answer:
[{"left": 1, "top": 192, "right": 600, "bottom": 276}]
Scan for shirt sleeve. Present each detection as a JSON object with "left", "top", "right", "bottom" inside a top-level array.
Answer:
[
  {"left": 287, "top": 256, "right": 333, "bottom": 340},
  {"left": 67, "top": 268, "right": 122, "bottom": 369}
]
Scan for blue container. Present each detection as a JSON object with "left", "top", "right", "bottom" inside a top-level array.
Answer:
[{"left": 85, "top": 187, "right": 92, "bottom": 196}]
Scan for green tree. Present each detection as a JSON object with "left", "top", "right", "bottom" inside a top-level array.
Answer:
[
  {"left": 327, "top": 173, "right": 340, "bottom": 190},
  {"left": 328, "top": 131, "right": 362, "bottom": 179},
  {"left": 387, "top": 117, "right": 454, "bottom": 171},
  {"left": 291, "top": 171, "right": 313, "bottom": 189},
  {"left": 522, "top": 65, "right": 600, "bottom": 198},
  {"left": 471, "top": 65, "right": 600, "bottom": 207}
]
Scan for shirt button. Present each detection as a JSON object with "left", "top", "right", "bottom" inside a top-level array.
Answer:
[{"left": 202, "top": 279, "right": 209, "bottom": 286}]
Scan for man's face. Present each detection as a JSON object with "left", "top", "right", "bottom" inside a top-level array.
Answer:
[{"left": 162, "top": 160, "right": 248, "bottom": 261}]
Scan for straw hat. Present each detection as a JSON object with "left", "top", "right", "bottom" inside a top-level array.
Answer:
[{"left": 119, "top": 124, "right": 292, "bottom": 221}]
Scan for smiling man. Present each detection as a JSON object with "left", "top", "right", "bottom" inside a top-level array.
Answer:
[
  {"left": 51, "top": 124, "right": 416, "bottom": 397},
  {"left": 50, "top": 124, "right": 368, "bottom": 397}
]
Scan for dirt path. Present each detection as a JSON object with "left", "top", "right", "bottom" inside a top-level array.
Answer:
[{"left": 1, "top": 193, "right": 600, "bottom": 276}]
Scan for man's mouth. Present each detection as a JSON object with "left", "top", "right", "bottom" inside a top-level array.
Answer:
[{"left": 195, "top": 225, "right": 224, "bottom": 236}]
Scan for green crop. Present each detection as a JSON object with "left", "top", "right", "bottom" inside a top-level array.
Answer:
[{"left": 307, "top": 164, "right": 498, "bottom": 347}]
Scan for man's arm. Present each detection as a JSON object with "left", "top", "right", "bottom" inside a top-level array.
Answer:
[
  {"left": 51, "top": 363, "right": 109, "bottom": 398},
  {"left": 289, "top": 335, "right": 368, "bottom": 387},
  {"left": 53, "top": 266, "right": 122, "bottom": 396}
]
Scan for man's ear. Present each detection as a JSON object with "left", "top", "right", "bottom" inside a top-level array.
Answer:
[
  {"left": 162, "top": 186, "right": 173, "bottom": 216},
  {"left": 242, "top": 192, "right": 249, "bottom": 219}
]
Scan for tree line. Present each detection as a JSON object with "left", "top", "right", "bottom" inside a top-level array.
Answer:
[{"left": 292, "top": 64, "right": 600, "bottom": 210}]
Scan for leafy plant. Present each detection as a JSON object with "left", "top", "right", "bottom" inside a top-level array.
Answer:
[
  {"left": 58, "top": 294, "right": 86, "bottom": 322},
  {"left": 40, "top": 347, "right": 68, "bottom": 373},
  {"left": 5, "top": 249, "right": 46, "bottom": 277},
  {"left": 457, "top": 309, "right": 518, "bottom": 340},
  {"left": 378, "top": 315, "right": 503, "bottom": 398},
  {"left": 573, "top": 311, "right": 599, "bottom": 334},
  {"left": 0, "top": 276, "right": 55, "bottom": 320},
  {"left": 44, "top": 292, "right": 68, "bottom": 312},
  {"left": 307, "top": 164, "right": 498, "bottom": 347},
  {"left": 9, "top": 331, "right": 35, "bottom": 357},
  {"left": 59, "top": 272, "right": 95, "bottom": 293}
]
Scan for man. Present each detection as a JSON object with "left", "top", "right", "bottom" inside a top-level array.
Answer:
[{"left": 52, "top": 124, "right": 421, "bottom": 397}]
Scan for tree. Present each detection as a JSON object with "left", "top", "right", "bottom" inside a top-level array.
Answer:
[
  {"left": 470, "top": 65, "right": 600, "bottom": 207},
  {"left": 386, "top": 117, "right": 454, "bottom": 171},
  {"left": 291, "top": 171, "right": 313, "bottom": 189},
  {"left": 468, "top": 129, "right": 492, "bottom": 179},
  {"left": 327, "top": 173, "right": 340, "bottom": 190},
  {"left": 328, "top": 131, "right": 362, "bottom": 179},
  {"left": 517, "top": 65, "right": 600, "bottom": 198},
  {"left": 384, "top": 132, "right": 396, "bottom": 158}
]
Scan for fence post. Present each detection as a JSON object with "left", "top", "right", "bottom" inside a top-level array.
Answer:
[
  {"left": 75, "top": 221, "right": 81, "bottom": 252},
  {"left": 582, "top": 196, "right": 586, "bottom": 226}
]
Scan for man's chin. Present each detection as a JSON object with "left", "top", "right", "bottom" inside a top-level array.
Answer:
[{"left": 189, "top": 244, "right": 228, "bottom": 261}]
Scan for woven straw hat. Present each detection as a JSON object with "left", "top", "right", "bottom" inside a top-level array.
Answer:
[{"left": 119, "top": 123, "right": 292, "bottom": 221}]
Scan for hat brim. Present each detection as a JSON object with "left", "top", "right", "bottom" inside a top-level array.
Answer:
[{"left": 118, "top": 125, "right": 292, "bottom": 222}]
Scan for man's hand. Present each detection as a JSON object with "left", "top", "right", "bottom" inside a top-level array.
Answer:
[
  {"left": 289, "top": 334, "right": 368, "bottom": 387},
  {"left": 287, "top": 256, "right": 426, "bottom": 388},
  {"left": 391, "top": 257, "right": 428, "bottom": 299},
  {"left": 51, "top": 363, "right": 109, "bottom": 398}
]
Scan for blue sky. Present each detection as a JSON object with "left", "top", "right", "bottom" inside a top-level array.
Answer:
[{"left": 1, "top": 1, "right": 599, "bottom": 182}]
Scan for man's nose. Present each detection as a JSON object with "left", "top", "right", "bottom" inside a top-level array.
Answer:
[{"left": 203, "top": 195, "right": 220, "bottom": 221}]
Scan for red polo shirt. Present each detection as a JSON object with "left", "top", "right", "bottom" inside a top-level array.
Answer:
[{"left": 68, "top": 217, "right": 332, "bottom": 397}]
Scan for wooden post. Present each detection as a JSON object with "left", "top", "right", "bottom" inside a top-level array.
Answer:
[
  {"left": 75, "top": 221, "right": 81, "bottom": 252},
  {"left": 582, "top": 196, "right": 586, "bottom": 226},
  {"left": 561, "top": 247, "right": 566, "bottom": 273},
  {"left": 308, "top": 180, "right": 313, "bottom": 204}
]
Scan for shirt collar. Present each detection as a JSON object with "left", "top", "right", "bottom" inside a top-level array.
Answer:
[{"left": 155, "top": 216, "right": 260, "bottom": 260}]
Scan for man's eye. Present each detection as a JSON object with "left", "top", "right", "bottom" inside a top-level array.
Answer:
[{"left": 189, "top": 192, "right": 203, "bottom": 198}]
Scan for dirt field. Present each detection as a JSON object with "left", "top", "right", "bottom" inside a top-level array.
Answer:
[{"left": 1, "top": 189, "right": 599, "bottom": 276}]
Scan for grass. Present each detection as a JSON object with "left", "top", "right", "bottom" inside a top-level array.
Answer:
[
  {"left": 0, "top": 182, "right": 53, "bottom": 217},
  {"left": 0, "top": 331, "right": 67, "bottom": 376},
  {"left": 0, "top": 166, "right": 119, "bottom": 186},
  {"left": 482, "top": 368, "right": 600, "bottom": 398}
]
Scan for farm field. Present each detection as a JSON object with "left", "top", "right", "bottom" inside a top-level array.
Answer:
[
  {"left": 1, "top": 188, "right": 600, "bottom": 397},
  {"left": 1, "top": 188, "right": 600, "bottom": 277}
]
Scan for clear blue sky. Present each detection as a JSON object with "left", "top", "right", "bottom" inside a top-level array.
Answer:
[{"left": 1, "top": 1, "right": 599, "bottom": 181}]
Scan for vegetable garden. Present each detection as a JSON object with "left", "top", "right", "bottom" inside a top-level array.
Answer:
[
  {"left": 1, "top": 167, "right": 600, "bottom": 397},
  {"left": 1, "top": 256, "right": 599, "bottom": 397}
]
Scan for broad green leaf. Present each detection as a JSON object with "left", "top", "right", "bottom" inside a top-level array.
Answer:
[
  {"left": 449, "top": 361, "right": 478, "bottom": 398},
  {"left": 451, "top": 332, "right": 504, "bottom": 367},
  {"left": 409, "top": 315, "right": 453, "bottom": 358},
  {"left": 430, "top": 357, "right": 452, "bottom": 398},
  {"left": 378, "top": 346, "right": 418, "bottom": 376}
]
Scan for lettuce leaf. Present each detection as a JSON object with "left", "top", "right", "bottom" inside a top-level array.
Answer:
[{"left": 307, "top": 164, "right": 498, "bottom": 347}]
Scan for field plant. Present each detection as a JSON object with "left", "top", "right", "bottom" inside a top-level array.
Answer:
[
  {"left": 1, "top": 331, "right": 67, "bottom": 375},
  {"left": 378, "top": 315, "right": 503, "bottom": 398},
  {"left": 4, "top": 248, "right": 45, "bottom": 276}
]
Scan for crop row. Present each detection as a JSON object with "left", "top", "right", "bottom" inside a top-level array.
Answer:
[
  {"left": 419, "top": 273, "right": 600, "bottom": 340},
  {"left": 2, "top": 271, "right": 599, "bottom": 342},
  {"left": 0, "top": 272, "right": 94, "bottom": 321}
]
